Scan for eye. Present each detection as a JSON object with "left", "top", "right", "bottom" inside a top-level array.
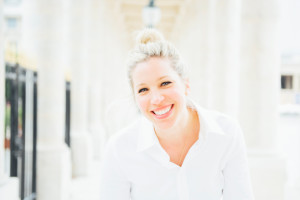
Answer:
[
  {"left": 138, "top": 88, "right": 148, "bottom": 93},
  {"left": 161, "top": 81, "right": 172, "bottom": 86}
]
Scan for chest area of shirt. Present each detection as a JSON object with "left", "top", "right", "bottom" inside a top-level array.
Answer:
[
  {"left": 159, "top": 137, "right": 199, "bottom": 167},
  {"left": 128, "top": 159, "right": 224, "bottom": 200},
  {"left": 125, "top": 148, "right": 224, "bottom": 183}
]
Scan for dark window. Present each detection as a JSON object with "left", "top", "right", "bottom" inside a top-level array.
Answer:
[
  {"left": 281, "top": 75, "right": 293, "bottom": 89},
  {"left": 65, "top": 82, "right": 71, "bottom": 147},
  {"left": 5, "top": 63, "right": 37, "bottom": 200}
]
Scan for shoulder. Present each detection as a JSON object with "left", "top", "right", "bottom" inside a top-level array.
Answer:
[
  {"left": 197, "top": 106, "right": 241, "bottom": 140},
  {"left": 209, "top": 110, "right": 239, "bottom": 131},
  {"left": 105, "top": 118, "right": 141, "bottom": 154},
  {"left": 197, "top": 107, "right": 247, "bottom": 160}
]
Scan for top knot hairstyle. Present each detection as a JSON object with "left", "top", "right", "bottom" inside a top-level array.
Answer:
[
  {"left": 126, "top": 28, "right": 188, "bottom": 87},
  {"left": 135, "top": 28, "right": 164, "bottom": 44}
]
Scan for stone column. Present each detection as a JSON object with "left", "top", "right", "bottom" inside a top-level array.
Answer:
[
  {"left": 101, "top": 6, "right": 139, "bottom": 138},
  {"left": 86, "top": 0, "right": 107, "bottom": 160},
  {"left": 240, "top": 0, "right": 280, "bottom": 152},
  {"left": 196, "top": 0, "right": 216, "bottom": 108},
  {"left": 240, "top": 0, "right": 286, "bottom": 199},
  {"left": 173, "top": 0, "right": 216, "bottom": 108},
  {"left": 21, "top": 0, "right": 71, "bottom": 199},
  {"left": 174, "top": 0, "right": 240, "bottom": 117},
  {"left": 69, "top": 0, "right": 92, "bottom": 176},
  {"left": 279, "top": 107, "right": 300, "bottom": 200},
  {"left": 210, "top": 0, "right": 241, "bottom": 117}
]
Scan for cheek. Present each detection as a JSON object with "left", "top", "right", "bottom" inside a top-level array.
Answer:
[
  {"left": 135, "top": 95, "right": 149, "bottom": 113},
  {"left": 166, "top": 88, "right": 186, "bottom": 103}
]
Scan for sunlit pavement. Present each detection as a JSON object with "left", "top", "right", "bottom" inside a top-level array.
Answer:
[{"left": 70, "top": 160, "right": 101, "bottom": 200}]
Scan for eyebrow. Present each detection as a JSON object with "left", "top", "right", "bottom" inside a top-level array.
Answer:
[{"left": 136, "top": 75, "right": 170, "bottom": 88}]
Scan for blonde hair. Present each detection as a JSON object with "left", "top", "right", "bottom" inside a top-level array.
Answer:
[{"left": 126, "top": 29, "right": 187, "bottom": 86}]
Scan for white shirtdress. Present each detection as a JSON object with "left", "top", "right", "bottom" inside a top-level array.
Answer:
[{"left": 99, "top": 105, "right": 254, "bottom": 200}]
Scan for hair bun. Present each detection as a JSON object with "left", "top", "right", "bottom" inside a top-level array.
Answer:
[{"left": 136, "top": 28, "right": 164, "bottom": 45}]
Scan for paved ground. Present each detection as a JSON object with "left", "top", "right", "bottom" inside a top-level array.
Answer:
[{"left": 70, "top": 160, "right": 101, "bottom": 200}]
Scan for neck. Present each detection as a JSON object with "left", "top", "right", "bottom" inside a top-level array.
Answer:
[{"left": 154, "top": 107, "right": 199, "bottom": 144}]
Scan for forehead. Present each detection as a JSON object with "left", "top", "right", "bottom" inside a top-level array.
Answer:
[{"left": 132, "top": 57, "right": 178, "bottom": 84}]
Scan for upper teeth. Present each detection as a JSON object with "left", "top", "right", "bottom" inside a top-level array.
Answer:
[{"left": 153, "top": 106, "right": 172, "bottom": 116}]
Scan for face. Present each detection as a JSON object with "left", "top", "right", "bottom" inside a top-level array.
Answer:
[{"left": 132, "top": 57, "right": 190, "bottom": 130}]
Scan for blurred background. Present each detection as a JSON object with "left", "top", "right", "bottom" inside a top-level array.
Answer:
[{"left": 0, "top": 0, "right": 300, "bottom": 200}]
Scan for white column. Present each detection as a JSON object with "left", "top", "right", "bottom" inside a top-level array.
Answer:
[
  {"left": 174, "top": 0, "right": 240, "bottom": 117},
  {"left": 240, "top": 0, "right": 286, "bottom": 199},
  {"left": 197, "top": 0, "right": 216, "bottom": 109},
  {"left": 240, "top": 0, "right": 280, "bottom": 151},
  {"left": 21, "top": 0, "right": 71, "bottom": 199},
  {"left": 173, "top": 0, "right": 216, "bottom": 108},
  {"left": 99, "top": 8, "right": 135, "bottom": 137},
  {"left": 69, "top": 0, "right": 92, "bottom": 176},
  {"left": 279, "top": 109, "right": 300, "bottom": 200},
  {"left": 189, "top": 0, "right": 215, "bottom": 108},
  {"left": 86, "top": 0, "right": 107, "bottom": 160},
  {"left": 209, "top": 0, "right": 241, "bottom": 117}
]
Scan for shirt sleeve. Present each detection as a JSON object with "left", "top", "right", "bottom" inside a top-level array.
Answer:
[
  {"left": 222, "top": 123, "right": 255, "bottom": 200},
  {"left": 99, "top": 138, "right": 131, "bottom": 200}
]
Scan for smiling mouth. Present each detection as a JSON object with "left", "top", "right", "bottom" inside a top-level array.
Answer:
[{"left": 151, "top": 104, "right": 174, "bottom": 116}]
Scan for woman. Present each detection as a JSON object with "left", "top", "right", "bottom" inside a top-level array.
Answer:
[{"left": 99, "top": 29, "right": 254, "bottom": 200}]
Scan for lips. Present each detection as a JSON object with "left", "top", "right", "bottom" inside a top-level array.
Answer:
[{"left": 151, "top": 104, "right": 174, "bottom": 119}]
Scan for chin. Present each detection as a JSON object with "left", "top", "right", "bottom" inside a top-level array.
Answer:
[{"left": 152, "top": 118, "right": 177, "bottom": 131}]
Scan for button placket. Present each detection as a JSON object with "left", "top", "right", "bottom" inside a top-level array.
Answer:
[{"left": 177, "top": 167, "right": 189, "bottom": 200}]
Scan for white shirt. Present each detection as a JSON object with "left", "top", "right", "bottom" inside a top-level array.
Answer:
[{"left": 99, "top": 106, "right": 254, "bottom": 200}]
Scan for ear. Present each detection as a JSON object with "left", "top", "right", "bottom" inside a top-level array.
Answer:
[{"left": 183, "top": 78, "right": 190, "bottom": 96}]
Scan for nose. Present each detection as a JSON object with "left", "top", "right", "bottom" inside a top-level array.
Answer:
[{"left": 150, "top": 90, "right": 165, "bottom": 105}]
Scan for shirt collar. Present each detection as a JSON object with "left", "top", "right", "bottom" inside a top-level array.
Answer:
[
  {"left": 136, "top": 115, "right": 158, "bottom": 152},
  {"left": 195, "top": 105, "right": 225, "bottom": 135},
  {"left": 136, "top": 104, "right": 225, "bottom": 152}
]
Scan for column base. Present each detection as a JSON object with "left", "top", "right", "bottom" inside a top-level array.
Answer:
[
  {"left": 248, "top": 150, "right": 286, "bottom": 200},
  {"left": 71, "top": 133, "right": 93, "bottom": 177},
  {"left": 0, "top": 176, "right": 19, "bottom": 200},
  {"left": 37, "top": 144, "right": 71, "bottom": 200}
]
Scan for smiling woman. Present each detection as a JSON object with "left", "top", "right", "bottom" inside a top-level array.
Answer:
[
  {"left": 99, "top": 29, "right": 254, "bottom": 200},
  {"left": 132, "top": 57, "right": 190, "bottom": 133}
]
